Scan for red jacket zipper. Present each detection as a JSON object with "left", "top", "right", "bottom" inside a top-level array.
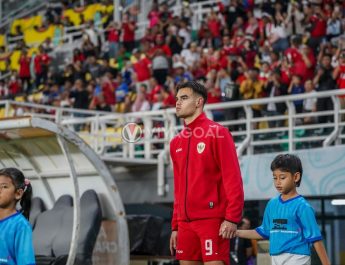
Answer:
[{"left": 184, "top": 134, "right": 191, "bottom": 222}]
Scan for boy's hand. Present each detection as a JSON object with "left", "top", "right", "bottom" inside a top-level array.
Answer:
[{"left": 219, "top": 220, "right": 237, "bottom": 239}]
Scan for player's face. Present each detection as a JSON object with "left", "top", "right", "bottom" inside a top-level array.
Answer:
[
  {"left": 175, "top": 87, "right": 202, "bottom": 119},
  {"left": 272, "top": 169, "right": 300, "bottom": 195},
  {"left": 0, "top": 176, "right": 17, "bottom": 209}
]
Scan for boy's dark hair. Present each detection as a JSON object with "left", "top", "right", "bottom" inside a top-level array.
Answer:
[
  {"left": 176, "top": 81, "right": 208, "bottom": 105},
  {"left": 271, "top": 154, "right": 303, "bottom": 187},
  {"left": 0, "top": 168, "right": 32, "bottom": 219}
]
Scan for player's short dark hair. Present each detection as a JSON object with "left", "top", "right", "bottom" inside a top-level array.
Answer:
[
  {"left": 176, "top": 81, "right": 208, "bottom": 105},
  {"left": 270, "top": 154, "right": 303, "bottom": 187}
]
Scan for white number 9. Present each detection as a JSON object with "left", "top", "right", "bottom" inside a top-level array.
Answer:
[{"left": 205, "top": 239, "right": 213, "bottom": 256}]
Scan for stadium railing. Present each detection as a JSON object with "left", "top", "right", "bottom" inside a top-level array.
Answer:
[{"left": 0, "top": 89, "right": 344, "bottom": 161}]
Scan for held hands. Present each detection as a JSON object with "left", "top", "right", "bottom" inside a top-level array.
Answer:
[
  {"left": 219, "top": 220, "right": 237, "bottom": 239},
  {"left": 169, "top": 221, "right": 238, "bottom": 255},
  {"left": 169, "top": 231, "right": 178, "bottom": 256}
]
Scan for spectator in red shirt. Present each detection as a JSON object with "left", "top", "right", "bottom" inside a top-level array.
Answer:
[
  {"left": 38, "top": 45, "right": 51, "bottom": 85},
  {"left": 142, "top": 28, "right": 155, "bottom": 44},
  {"left": 222, "top": 35, "right": 239, "bottom": 56},
  {"left": 280, "top": 56, "right": 292, "bottom": 86},
  {"left": 161, "top": 87, "right": 176, "bottom": 108},
  {"left": 207, "top": 50, "right": 222, "bottom": 72},
  {"left": 270, "top": 51, "right": 281, "bottom": 72},
  {"left": 205, "top": 76, "right": 224, "bottom": 121},
  {"left": 323, "top": 3, "right": 333, "bottom": 19},
  {"left": 122, "top": 13, "right": 136, "bottom": 52},
  {"left": 150, "top": 34, "right": 172, "bottom": 57},
  {"left": 199, "top": 25, "right": 213, "bottom": 49},
  {"left": 18, "top": 49, "right": 31, "bottom": 93},
  {"left": 285, "top": 36, "right": 302, "bottom": 64},
  {"left": 8, "top": 73, "right": 21, "bottom": 97},
  {"left": 284, "top": 36, "right": 309, "bottom": 80},
  {"left": 148, "top": 3, "right": 160, "bottom": 28},
  {"left": 207, "top": 86, "right": 221, "bottom": 104},
  {"left": 149, "top": 77, "right": 163, "bottom": 103},
  {"left": 73, "top": 48, "right": 85, "bottom": 64},
  {"left": 301, "top": 45, "right": 316, "bottom": 81},
  {"left": 198, "top": 21, "right": 213, "bottom": 48},
  {"left": 207, "top": 10, "right": 222, "bottom": 48},
  {"left": 107, "top": 22, "right": 121, "bottom": 59},
  {"left": 307, "top": 4, "right": 327, "bottom": 52},
  {"left": 132, "top": 48, "right": 152, "bottom": 92},
  {"left": 240, "top": 39, "right": 256, "bottom": 69},
  {"left": 33, "top": 51, "right": 43, "bottom": 89},
  {"left": 101, "top": 75, "right": 116, "bottom": 107}
]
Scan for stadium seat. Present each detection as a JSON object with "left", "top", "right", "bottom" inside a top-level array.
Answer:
[
  {"left": 33, "top": 195, "right": 73, "bottom": 258},
  {"left": 29, "top": 197, "right": 46, "bottom": 229},
  {"left": 33, "top": 191, "right": 102, "bottom": 265},
  {"left": 51, "top": 190, "right": 102, "bottom": 265}
]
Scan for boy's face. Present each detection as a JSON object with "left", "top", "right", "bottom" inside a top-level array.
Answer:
[{"left": 272, "top": 169, "right": 300, "bottom": 195}]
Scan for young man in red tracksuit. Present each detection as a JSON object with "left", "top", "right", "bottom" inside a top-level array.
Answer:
[{"left": 169, "top": 81, "right": 244, "bottom": 265}]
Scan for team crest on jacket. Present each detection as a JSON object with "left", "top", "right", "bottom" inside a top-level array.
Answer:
[{"left": 197, "top": 142, "right": 206, "bottom": 154}]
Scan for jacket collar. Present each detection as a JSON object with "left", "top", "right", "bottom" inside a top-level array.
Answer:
[{"left": 184, "top": 112, "right": 207, "bottom": 130}]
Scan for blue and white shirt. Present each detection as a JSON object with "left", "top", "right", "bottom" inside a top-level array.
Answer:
[
  {"left": 256, "top": 195, "right": 322, "bottom": 256},
  {"left": 0, "top": 212, "right": 35, "bottom": 265}
]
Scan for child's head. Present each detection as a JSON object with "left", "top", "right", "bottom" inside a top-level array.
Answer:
[
  {"left": 304, "top": 79, "right": 314, "bottom": 92},
  {"left": 0, "top": 168, "right": 32, "bottom": 219},
  {"left": 292, "top": 74, "right": 302, "bottom": 85},
  {"left": 271, "top": 154, "right": 303, "bottom": 191}
]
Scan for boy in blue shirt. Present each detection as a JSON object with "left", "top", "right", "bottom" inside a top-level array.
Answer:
[{"left": 237, "top": 154, "right": 330, "bottom": 265}]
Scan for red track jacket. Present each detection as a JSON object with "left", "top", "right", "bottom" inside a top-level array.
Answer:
[{"left": 170, "top": 113, "right": 244, "bottom": 230}]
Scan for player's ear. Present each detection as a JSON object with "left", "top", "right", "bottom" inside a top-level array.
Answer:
[{"left": 196, "top": 96, "right": 203, "bottom": 107}]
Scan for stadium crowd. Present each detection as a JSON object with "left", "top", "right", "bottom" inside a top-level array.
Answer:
[{"left": 1, "top": 0, "right": 345, "bottom": 126}]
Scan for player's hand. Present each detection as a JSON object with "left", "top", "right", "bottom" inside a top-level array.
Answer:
[
  {"left": 219, "top": 220, "right": 237, "bottom": 239},
  {"left": 170, "top": 231, "right": 178, "bottom": 256}
]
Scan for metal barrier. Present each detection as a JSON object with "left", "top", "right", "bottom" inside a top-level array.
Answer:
[{"left": 1, "top": 89, "right": 345, "bottom": 163}]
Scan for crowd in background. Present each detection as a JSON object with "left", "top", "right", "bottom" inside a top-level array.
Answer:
[{"left": 1, "top": 0, "right": 345, "bottom": 129}]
